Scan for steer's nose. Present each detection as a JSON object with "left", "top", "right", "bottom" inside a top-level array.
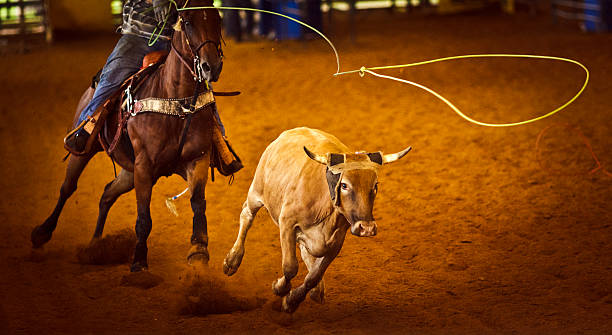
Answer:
[{"left": 352, "top": 221, "right": 377, "bottom": 237}]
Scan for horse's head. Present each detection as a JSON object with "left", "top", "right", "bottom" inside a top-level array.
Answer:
[{"left": 173, "top": 0, "right": 223, "bottom": 82}]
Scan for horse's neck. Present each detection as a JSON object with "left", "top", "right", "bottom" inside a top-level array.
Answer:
[{"left": 142, "top": 45, "right": 198, "bottom": 99}]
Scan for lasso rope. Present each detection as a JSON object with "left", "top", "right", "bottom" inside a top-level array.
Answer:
[
  {"left": 164, "top": 5, "right": 603, "bottom": 209},
  {"left": 180, "top": 6, "right": 588, "bottom": 127},
  {"left": 336, "top": 55, "right": 589, "bottom": 127}
]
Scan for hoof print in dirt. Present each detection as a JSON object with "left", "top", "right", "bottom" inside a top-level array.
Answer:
[{"left": 120, "top": 272, "right": 163, "bottom": 289}]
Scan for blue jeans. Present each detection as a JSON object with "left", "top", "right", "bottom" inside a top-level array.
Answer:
[{"left": 78, "top": 34, "right": 169, "bottom": 124}]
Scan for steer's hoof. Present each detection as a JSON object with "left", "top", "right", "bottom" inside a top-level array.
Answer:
[
  {"left": 130, "top": 261, "right": 148, "bottom": 272},
  {"left": 272, "top": 278, "right": 291, "bottom": 297},
  {"left": 31, "top": 225, "right": 52, "bottom": 249},
  {"left": 187, "top": 244, "right": 209, "bottom": 265},
  {"left": 222, "top": 249, "right": 243, "bottom": 276},
  {"left": 309, "top": 287, "right": 325, "bottom": 304},
  {"left": 281, "top": 296, "right": 297, "bottom": 314}
]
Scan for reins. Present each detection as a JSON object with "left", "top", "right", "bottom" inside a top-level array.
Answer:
[{"left": 176, "top": 80, "right": 203, "bottom": 157}]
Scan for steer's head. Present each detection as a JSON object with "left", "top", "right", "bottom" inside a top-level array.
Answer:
[{"left": 304, "top": 146, "right": 412, "bottom": 237}]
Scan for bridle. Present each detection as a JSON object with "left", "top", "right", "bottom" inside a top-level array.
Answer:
[{"left": 170, "top": 10, "right": 223, "bottom": 83}]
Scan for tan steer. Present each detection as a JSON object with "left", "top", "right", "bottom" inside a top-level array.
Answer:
[{"left": 223, "top": 127, "right": 411, "bottom": 312}]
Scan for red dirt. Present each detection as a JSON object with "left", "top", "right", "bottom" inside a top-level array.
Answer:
[{"left": 1, "top": 10, "right": 611, "bottom": 334}]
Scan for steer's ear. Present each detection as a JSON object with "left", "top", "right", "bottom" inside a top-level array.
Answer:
[
  {"left": 382, "top": 146, "right": 412, "bottom": 164},
  {"left": 328, "top": 153, "right": 345, "bottom": 167},
  {"left": 304, "top": 146, "right": 328, "bottom": 165},
  {"left": 367, "top": 152, "right": 384, "bottom": 165}
]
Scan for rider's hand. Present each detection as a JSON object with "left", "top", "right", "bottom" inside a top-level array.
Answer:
[{"left": 152, "top": 0, "right": 170, "bottom": 23}]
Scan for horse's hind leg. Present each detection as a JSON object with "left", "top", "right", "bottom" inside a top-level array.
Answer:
[
  {"left": 92, "top": 169, "right": 134, "bottom": 240},
  {"left": 186, "top": 157, "right": 210, "bottom": 265},
  {"left": 31, "top": 152, "right": 96, "bottom": 248}
]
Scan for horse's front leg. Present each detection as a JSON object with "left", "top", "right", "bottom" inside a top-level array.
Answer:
[
  {"left": 31, "top": 151, "right": 96, "bottom": 248},
  {"left": 131, "top": 157, "right": 155, "bottom": 272},
  {"left": 186, "top": 156, "right": 210, "bottom": 265}
]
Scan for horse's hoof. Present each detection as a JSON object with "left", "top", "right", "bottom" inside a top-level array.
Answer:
[
  {"left": 222, "top": 248, "right": 243, "bottom": 276},
  {"left": 187, "top": 245, "right": 209, "bottom": 265},
  {"left": 31, "top": 225, "right": 52, "bottom": 249},
  {"left": 130, "top": 261, "right": 148, "bottom": 272}
]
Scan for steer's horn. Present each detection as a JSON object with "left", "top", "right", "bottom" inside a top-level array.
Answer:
[
  {"left": 304, "top": 146, "right": 328, "bottom": 165},
  {"left": 382, "top": 146, "right": 412, "bottom": 164}
]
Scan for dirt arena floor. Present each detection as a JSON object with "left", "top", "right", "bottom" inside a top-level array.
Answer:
[{"left": 1, "top": 9, "right": 611, "bottom": 334}]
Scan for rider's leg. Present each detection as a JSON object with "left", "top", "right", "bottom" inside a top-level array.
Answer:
[
  {"left": 78, "top": 35, "right": 169, "bottom": 126},
  {"left": 210, "top": 102, "right": 243, "bottom": 175},
  {"left": 65, "top": 34, "right": 169, "bottom": 153},
  {"left": 212, "top": 103, "right": 226, "bottom": 136}
]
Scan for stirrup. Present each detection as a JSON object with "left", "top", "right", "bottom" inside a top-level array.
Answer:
[{"left": 63, "top": 114, "right": 100, "bottom": 155}]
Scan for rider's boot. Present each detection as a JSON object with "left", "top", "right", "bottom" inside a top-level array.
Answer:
[
  {"left": 211, "top": 125, "right": 243, "bottom": 176},
  {"left": 63, "top": 114, "right": 99, "bottom": 155}
]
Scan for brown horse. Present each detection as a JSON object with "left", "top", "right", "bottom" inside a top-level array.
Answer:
[{"left": 31, "top": 0, "right": 224, "bottom": 272}]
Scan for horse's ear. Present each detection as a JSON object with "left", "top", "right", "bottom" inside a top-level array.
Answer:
[{"left": 173, "top": 17, "right": 182, "bottom": 31}]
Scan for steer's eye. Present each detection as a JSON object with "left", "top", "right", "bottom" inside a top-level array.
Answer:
[{"left": 340, "top": 183, "right": 348, "bottom": 190}]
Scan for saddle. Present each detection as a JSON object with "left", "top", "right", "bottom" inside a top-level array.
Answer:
[{"left": 80, "top": 51, "right": 242, "bottom": 177}]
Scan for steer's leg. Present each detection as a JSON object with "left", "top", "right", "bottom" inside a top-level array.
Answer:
[
  {"left": 130, "top": 157, "right": 155, "bottom": 272},
  {"left": 299, "top": 244, "right": 325, "bottom": 304},
  {"left": 31, "top": 151, "right": 96, "bottom": 248},
  {"left": 92, "top": 169, "right": 134, "bottom": 240},
  {"left": 186, "top": 157, "right": 210, "bottom": 265},
  {"left": 272, "top": 217, "right": 298, "bottom": 297},
  {"left": 282, "top": 231, "right": 347, "bottom": 313},
  {"left": 223, "top": 193, "right": 263, "bottom": 276}
]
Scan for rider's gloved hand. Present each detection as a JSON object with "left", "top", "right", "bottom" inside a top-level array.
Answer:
[{"left": 152, "top": 0, "right": 170, "bottom": 23}]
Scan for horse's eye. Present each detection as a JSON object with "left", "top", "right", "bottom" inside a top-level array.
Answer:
[{"left": 340, "top": 183, "right": 348, "bottom": 190}]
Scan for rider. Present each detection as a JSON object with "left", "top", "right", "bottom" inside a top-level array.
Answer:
[
  {"left": 64, "top": 0, "right": 242, "bottom": 176},
  {"left": 64, "top": 0, "right": 177, "bottom": 153}
]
